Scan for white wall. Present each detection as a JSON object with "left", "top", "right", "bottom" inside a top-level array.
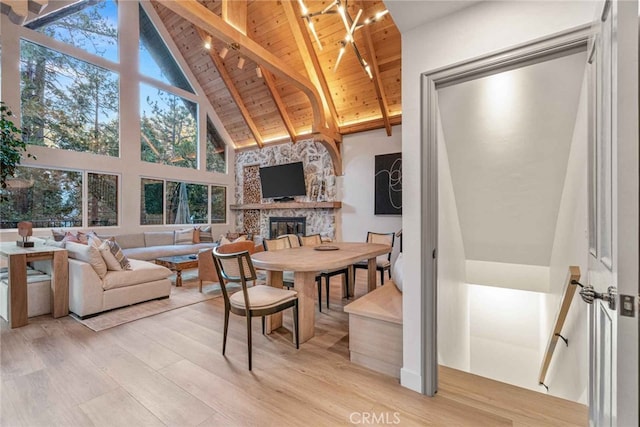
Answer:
[
  {"left": 436, "top": 114, "right": 469, "bottom": 371},
  {"left": 398, "top": 0, "right": 597, "bottom": 392},
  {"left": 468, "top": 284, "right": 546, "bottom": 392},
  {"left": 340, "top": 126, "right": 402, "bottom": 263},
  {"left": 543, "top": 71, "right": 590, "bottom": 403}
]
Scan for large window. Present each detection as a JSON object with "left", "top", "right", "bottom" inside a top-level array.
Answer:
[
  {"left": 141, "top": 178, "right": 226, "bottom": 225},
  {"left": 0, "top": 167, "right": 82, "bottom": 229},
  {"left": 140, "top": 84, "right": 198, "bottom": 168},
  {"left": 29, "top": 0, "right": 118, "bottom": 62},
  {"left": 207, "top": 115, "right": 226, "bottom": 173},
  {"left": 88, "top": 173, "right": 118, "bottom": 226},
  {"left": 20, "top": 40, "right": 119, "bottom": 155}
]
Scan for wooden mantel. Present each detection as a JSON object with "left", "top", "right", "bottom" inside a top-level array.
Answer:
[{"left": 230, "top": 201, "right": 341, "bottom": 210}]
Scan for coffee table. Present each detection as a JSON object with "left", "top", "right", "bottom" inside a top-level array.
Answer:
[{"left": 155, "top": 254, "right": 198, "bottom": 287}]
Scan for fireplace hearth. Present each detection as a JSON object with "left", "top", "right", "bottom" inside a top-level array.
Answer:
[{"left": 269, "top": 217, "right": 306, "bottom": 238}]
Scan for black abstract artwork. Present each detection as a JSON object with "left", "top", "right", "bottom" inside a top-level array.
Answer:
[{"left": 374, "top": 153, "right": 402, "bottom": 215}]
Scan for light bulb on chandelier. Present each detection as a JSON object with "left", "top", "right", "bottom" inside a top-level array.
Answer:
[{"left": 298, "top": 0, "right": 388, "bottom": 79}]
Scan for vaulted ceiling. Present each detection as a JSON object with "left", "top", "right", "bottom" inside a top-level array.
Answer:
[
  {"left": 2, "top": 0, "right": 401, "bottom": 171},
  {"left": 152, "top": 0, "right": 401, "bottom": 170}
]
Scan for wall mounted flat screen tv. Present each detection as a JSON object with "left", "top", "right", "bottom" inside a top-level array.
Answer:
[{"left": 259, "top": 161, "right": 307, "bottom": 202}]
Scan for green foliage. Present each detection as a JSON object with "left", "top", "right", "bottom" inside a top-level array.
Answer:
[
  {"left": 141, "top": 89, "right": 198, "bottom": 169},
  {"left": 0, "top": 102, "right": 35, "bottom": 200}
]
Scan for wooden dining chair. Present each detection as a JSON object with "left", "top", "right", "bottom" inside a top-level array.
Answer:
[
  {"left": 353, "top": 231, "right": 395, "bottom": 285},
  {"left": 212, "top": 248, "right": 299, "bottom": 370},
  {"left": 299, "top": 234, "right": 349, "bottom": 311},
  {"left": 198, "top": 241, "right": 258, "bottom": 292},
  {"left": 262, "top": 235, "right": 295, "bottom": 289}
]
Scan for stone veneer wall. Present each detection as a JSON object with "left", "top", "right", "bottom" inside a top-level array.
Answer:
[{"left": 235, "top": 139, "right": 338, "bottom": 240}]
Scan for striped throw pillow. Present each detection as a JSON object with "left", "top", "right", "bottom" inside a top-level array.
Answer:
[{"left": 99, "top": 240, "right": 131, "bottom": 271}]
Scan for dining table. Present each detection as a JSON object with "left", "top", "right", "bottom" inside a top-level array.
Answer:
[{"left": 251, "top": 241, "right": 391, "bottom": 343}]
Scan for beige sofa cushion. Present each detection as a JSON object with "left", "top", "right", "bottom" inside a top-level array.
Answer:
[
  {"left": 114, "top": 233, "right": 145, "bottom": 249},
  {"left": 102, "top": 259, "right": 172, "bottom": 290},
  {"left": 144, "top": 231, "right": 174, "bottom": 247},
  {"left": 66, "top": 241, "right": 108, "bottom": 279},
  {"left": 174, "top": 228, "right": 194, "bottom": 245}
]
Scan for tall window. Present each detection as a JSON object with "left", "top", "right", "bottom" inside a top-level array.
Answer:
[
  {"left": 21, "top": 0, "right": 119, "bottom": 156},
  {"left": 140, "top": 84, "right": 198, "bottom": 168},
  {"left": 20, "top": 41, "right": 119, "bottom": 155},
  {"left": 0, "top": 167, "right": 82, "bottom": 229},
  {"left": 207, "top": 115, "right": 226, "bottom": 173},
  {"left": 141, "top": 179, "right": 226, "bottom": 225},
  {"left": 29, "top": 0, "right": 118, "bottom": 62},
  {"left": 88, "top": 173, "right": 118, "bottom": 226}
]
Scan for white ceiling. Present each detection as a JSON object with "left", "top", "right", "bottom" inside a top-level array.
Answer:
[
  {"left": 385, "top": 0, "right": 482, "bottom": 33},
  {"left": 438, "top": 51, "right": 587, "bottom": 266}
]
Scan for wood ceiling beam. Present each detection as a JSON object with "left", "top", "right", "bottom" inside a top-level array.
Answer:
[
  {"left": 282, "top": 0, "right": 340, "bottom": 136},
  {"left": 222, "top": 0, "right": 247, "bottom": 35},
  {"left": 196, "top": 27, "right": 264, "bottom": 148},
  {"left": 1, "top": 0, "right": 47, "bottom": 24},
  {"left": 260, "top": 67, "right": 297, "bottom": 143},
  {"left": 339, "top": 114, "right": 402, "bottom": 135},
  {"left": 157, "top": 0, "right": 326, "bottom": 135},
  {"left": 358, "top": 1, "right": 392, "bottom": 136}
]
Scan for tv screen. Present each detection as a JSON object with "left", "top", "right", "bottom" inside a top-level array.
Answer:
[{"left": 259, "top": 161, "right": 307, "bottom": 201}]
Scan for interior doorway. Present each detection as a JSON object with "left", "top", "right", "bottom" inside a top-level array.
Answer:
[{"left": 420, "top": 25, "right": 593, "bottom": 397}]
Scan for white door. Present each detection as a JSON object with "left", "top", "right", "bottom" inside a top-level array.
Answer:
[{"left": 586, "top": 1, "right": 638, "bottom": 426}]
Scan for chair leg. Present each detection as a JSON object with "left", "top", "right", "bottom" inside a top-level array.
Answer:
[
  {"left": 199, "top": 279, "right": 203, "bottom": 293},
  {"left": 293, "top": 300, "right": 299, "bottom": 349},
  {"left": 325, "top": 275, "right": 330, "bottom": 309},
  {"left": 222, "top": 307, "right": 230, "bottom": 355},
  {"left": 317, "top": 278, "right": 323, "bottom": 312},
  {"left": 262, "top": 316, "right": 266, "bottom": 335},
  {"left": 380, "top": 268, "right": 384, "bottom": 285},
  {"left": 246, "top": 316, "right": 252, "bottom": 371}
]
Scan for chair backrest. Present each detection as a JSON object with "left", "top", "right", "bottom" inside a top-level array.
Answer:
[
  {"left": 217, "top": 240, "right": 257, "bottom": 255},
  {"left": 366, "top": 231, "right": 395, "bottom": 260},
  {"left": 278, "top": 234, "right": 301, "bottom": 248},
  {"left": 197, "top": 248, "right": 218, "bottom": 282},
  {"left": 263, "top": 235, "right": 291, "bottom": 251},
  {"left": 299, "top": 234, "right": 322, "bottom": 246},
  {"left": 212, "top": 248, "right": 257, "bottom": 308}
]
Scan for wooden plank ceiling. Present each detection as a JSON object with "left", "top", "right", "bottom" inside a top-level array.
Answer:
[{"left": 152, "top": 0, "right": 401, "bottom": 167}]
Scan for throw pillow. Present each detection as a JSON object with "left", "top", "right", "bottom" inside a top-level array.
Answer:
[
  {"left": 219, "top": 235, "right": 232, "bottom": 245},
  {"left": 174, "top": 228, "right": 194, "bottom": 245},
  {"left": 193, "top": 227, "right": 201, "bottom": 243},
  {"left": 199, "top": 226, "right": 213, "bottom": 243},
  {"left": 65, "top": 241, "right": 108, "bottom": 279},
  {"left": 62, "top": 231, "right": 83, "bottom": 244},
  {"left": 51, "top": 229, "right": 66, "bottom": 242},
  {"left": 99, "top": 240, "right": 131, "bottom": 271}
]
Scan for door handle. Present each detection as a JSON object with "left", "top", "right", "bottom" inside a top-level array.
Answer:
[{"left": 579, "top": 285, "right": 617, "bottom": 310}]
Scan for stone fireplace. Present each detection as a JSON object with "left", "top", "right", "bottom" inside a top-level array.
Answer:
[{"left": 269, "top": 217, "right": 306, "bottom": 238}]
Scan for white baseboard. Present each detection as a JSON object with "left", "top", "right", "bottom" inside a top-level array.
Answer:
[{"left": 400, "top": 368, "right": 422, "bottom": 393}]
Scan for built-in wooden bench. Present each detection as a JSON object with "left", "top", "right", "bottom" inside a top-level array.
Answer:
[{"left": 344, "top": 281, "right": 403, "bottom": 379}]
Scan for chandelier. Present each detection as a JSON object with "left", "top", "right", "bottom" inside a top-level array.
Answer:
[{"left": 298, "top": 0, "right": 389, "bottom": 79}]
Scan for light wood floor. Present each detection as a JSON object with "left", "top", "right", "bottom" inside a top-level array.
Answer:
[{"left": 1, "top": 272, "right": 587, "bottom": 426}]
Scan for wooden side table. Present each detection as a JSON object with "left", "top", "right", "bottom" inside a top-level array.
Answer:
[{"left": 0, "top": 243, "right": 69, "bottom": 328}]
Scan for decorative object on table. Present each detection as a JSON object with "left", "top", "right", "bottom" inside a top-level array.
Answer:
[
  {"left": 16, "top": 221, "right": 34, "bottom": 247},
  {"left": 374, "top": 152, "right": 402, "bottom": 215},
  {"left": 0, "top": 101, "right": 36, "bottom": 201},
  {"left": 314, "top": 245, "right": 339, "bottom": 251}
]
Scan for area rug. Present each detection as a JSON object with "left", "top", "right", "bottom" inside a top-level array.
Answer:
[{"left": 72, "top": 277, "right": 238, "bottom": 332}]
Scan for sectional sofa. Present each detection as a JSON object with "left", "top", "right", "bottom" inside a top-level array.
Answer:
[{"left": 31, "top": 228, "right": 223, "bottom": 318}]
